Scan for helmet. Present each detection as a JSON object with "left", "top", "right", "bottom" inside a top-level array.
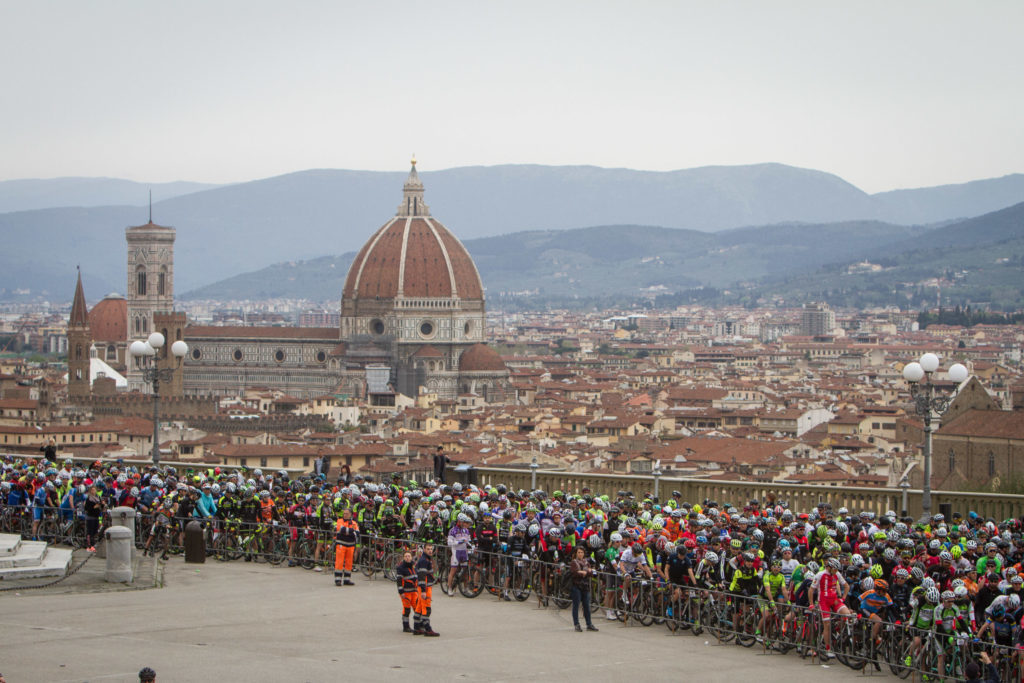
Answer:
[
  {"left": 730, "top": 538, "right": 743, "bottom": 549},
  {"left": 548, "top": 527, "right": 562, "bottom": 538},
  {"left": 883, "top": 548, "right": 897, "bottom": 561},
  {"left": 895, "top": 568, "right": 910, "bottom": 580},
  {"left": 925, "top": 587, "right": 941, "bottom": 604},
  {"left": 861, "top": 577, "right": 874, "bottom": 592},
  {"left": 806, "top": 561, "right": 820, "bottom": 575},
  {"left": 939, "top": 551, "right": 952, "bottom": 562},
  {"left": 528, "top": 523, "right": 540, "bottom": 538},
  {"left": 911, "top": 567, "right": 925, "bottom": 581},
  {"left": 870, "top": 564, "right": 883, "bottom": 579},
  {"left": 921, "top": 577, "right": 936, "bottom": 590},
  {"left": 954, "top": 586, "right": 969, "bottom": 600},
  {"left": 588, "top": 534, "right": 604, "bottom": 549},
  {"left": 741, "top": 552, "right": 755, "bottom": 563},
  {"left": 704, "top": 552, "right": 719, "bottom": 564},
  {"left": 457, "top": 513, "right": 472, "bottom": 524},
  {"left": 827, "top": 558, "right": 841, "bottom": 570},
  {"left": 940, "top": 590, "right": 954, "bottom": 601},
  {"left": 610, "top": 532, "right": 623, "bottom": 543}
]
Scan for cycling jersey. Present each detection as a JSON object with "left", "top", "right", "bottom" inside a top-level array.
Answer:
[
  {"left": 618, "top": 547, "right": 647, "bottom": 574},
  {"left": 763, "top": 571, "right": 786, "bottom": 601},
  {"left": 858, "top": 589, "right": 893, "bottom": 617}
]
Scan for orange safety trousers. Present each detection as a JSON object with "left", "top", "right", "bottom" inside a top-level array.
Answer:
[
  {"left": 334, "top": 545, "right": 354, "bottom": 572},
  {"left": 401, "top": 591, "right": 420, "bottom": 612},
  {"left": 418, "top": 586, "right": 432, "bottom": 612}
]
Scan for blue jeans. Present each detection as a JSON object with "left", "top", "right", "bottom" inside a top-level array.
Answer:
[{"left": 571, "top": 585, "right": 592, "bottom": 627}]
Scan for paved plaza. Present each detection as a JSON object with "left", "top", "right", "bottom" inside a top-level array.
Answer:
[{"left": 0, "top": 556, "right": 872, "bottom": 682}]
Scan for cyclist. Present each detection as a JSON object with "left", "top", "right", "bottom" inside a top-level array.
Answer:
[
  {"left": 933, "top": 589, "right": 969, "bottom": 678},
  {"left": 446, "top": 513, "right": 473, "bottom": 596},
  {"left": 905, "top": 586, "right": 940, "bottom": 666},
  {"left": 859, "top": 578, "right": 894, "bottom": 647},
  {"left": 757, "top": 558, "right": 789, "bottom": 639},
  {"left": 618, "top": 539, "right": 653, "bottom": 612},
  {"left": 810, "top": 557, "right": 850, "bottom": 658},
  {"left": 729, "top": 551, "right": 763, "bottom": 635}
]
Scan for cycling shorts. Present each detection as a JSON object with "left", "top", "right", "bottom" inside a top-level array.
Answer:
[
  {"left": 819, "top": 595, "right": 844, "bottom": 617},
  {"left": 450, "top": 548, "right": 469, "bottom": 567},
  {"left": 33, "top": 507, "right": 45, "bottom": 521}
]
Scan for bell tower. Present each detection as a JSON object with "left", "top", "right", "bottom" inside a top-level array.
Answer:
[
  {"left": 67, "top": 270, "right": 92, "bottom": 399},
  {"left": 126, "top": 218, "right": 175, "bottom": 391}
]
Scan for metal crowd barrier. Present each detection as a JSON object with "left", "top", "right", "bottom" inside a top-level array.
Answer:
[{"left": 4, "top": 507, "right": 1020, "bottom": 681}]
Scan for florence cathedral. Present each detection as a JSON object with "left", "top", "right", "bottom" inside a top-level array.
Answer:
[{"left": 67, "top": 161, "right": 509, "bottom": 403}]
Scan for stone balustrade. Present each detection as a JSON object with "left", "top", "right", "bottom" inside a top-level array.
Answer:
[{"left": 471, "top": 467, "right": 1024, "bottom": 520}]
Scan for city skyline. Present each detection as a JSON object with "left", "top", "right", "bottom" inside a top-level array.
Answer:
[{"left": 2, "top": 1, "right": 1022, "bottom": 193}]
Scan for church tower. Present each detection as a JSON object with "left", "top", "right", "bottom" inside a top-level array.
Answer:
[
  {"left": 126, "top": 218, "right": 175, "bottom": 391},
  {"left": 67, "top": 270, "right": 92, "bottom": 399}
]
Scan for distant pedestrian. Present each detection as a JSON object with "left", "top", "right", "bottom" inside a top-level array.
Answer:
[
  {"left": 83, "top": 483, "right": 106, "bottom": 552},
  {"left": 40, "top": 437, "right": 57, "bottom": 461},
  {"left": 433, "top": 446, "right": 449, "bottom": 484},
  {"left": 313, "top": 450, "right": 324, "bottom": 476},
  {"left": 337, "top": 464, "right": 351, "bottom": 486},
  {"left": 138, "top": 667, "right": 156, "bottom": 682}
]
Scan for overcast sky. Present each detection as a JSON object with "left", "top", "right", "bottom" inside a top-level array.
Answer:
[{"left": 2, "top": 1, "right": 1021, "bottom": 193}]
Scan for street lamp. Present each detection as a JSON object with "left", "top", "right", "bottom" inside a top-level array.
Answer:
[
  {"left": 530, "top": 456, "right": 539, "bottom": 490},
  {"left": 130, "top": 332, "right": 188, "bottom": 466},
  {"left": 902, "top": 353, "right": 968, "bottom": 520}
]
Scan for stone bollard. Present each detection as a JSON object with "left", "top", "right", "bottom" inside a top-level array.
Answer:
[
  {"left": 104, "top": 525, "right": 134, "bottom": 583},
  {"left": 184, "top": 521, "right": 206, "bottom": 564},
  {"left": 109, "top": 506, "right": 138, "bottom": 560}
]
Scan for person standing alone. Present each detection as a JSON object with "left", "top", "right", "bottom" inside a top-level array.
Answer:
[
  {"left": 333, "top": 508, "right": 358, "bottom": 586},
  {"left": 570, "top": 545, "right": 599, "bottom": 632}
]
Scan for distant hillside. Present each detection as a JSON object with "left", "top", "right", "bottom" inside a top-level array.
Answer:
[
  {"left": 2, "top": 163, "right": 1024, "bottom": 298},
  {"left": 185, "top": 203, "right": 1024, "bottom": 310},
  {"left": 182, "top": 220, "right": 929, "bottom": 303},
  {"left": 0, "top": 177, "right": 218, "bottom": 213},
  {"left": 719, "top": 202, "right": 1024, "bottom": 311}
]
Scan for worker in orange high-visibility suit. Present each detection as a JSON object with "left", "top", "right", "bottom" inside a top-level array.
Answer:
[
  {"left": 396, "top": 550, "right": 419, "bottom": 633},
  {"left": 334, "top": 508, "right": 359, "bottom": 586},
  {"left": 415, "top": 543, "right": 439, "bottom": 636}
]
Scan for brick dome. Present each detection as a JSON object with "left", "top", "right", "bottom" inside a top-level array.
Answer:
[
  {"left": 88, "top": 294, "right": 127, "bottom": 343},
  {"left": 459, "top": 344, "right": 507, "bottom": 372},
  {"left": 342, "top": 161, "right": 483, "bottom": 302}
]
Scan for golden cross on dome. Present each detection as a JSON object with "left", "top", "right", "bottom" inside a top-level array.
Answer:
[{"left": 411, "top": 154, "right": 417, "bottom": 167}]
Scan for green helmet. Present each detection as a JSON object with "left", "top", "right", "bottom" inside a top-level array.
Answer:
[{"left": 870, "top": 563, "right": 884, "bottom": 579}]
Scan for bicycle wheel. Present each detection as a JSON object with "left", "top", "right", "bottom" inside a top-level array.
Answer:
[
  {"left": 834, "top": 617, "right": 865, "bottom": 670},
  {"left": 298, "top": 537, "right": 316, "bottom": 570},
  {"left": 512, "top": 564, "right": 531, "bottom": 601},
  {"left": 459, "top": 563, "right": 485, "bottom": 598},
  {"left": 635, "top": 586, "right": 654, "bottom": 627},
  {"left": 266, "top": 535, "right": 286, "bottom": 565},
  {"left": 735, "top": 602, "right": 757, "bottom": 647}
]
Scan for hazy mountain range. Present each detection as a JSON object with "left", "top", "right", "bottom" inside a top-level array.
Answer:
[
  {"left": 183, "top": 202, "right": 1024, "bottom": 310},
  {"left": 1, "top": 163, "right": 1023, "bottom": 302}
]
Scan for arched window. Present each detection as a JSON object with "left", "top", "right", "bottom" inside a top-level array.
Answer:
[
  {"left": 158, "top": 266, "right": 167, "bottom": 295},
  {"left": 136, "top": 266, "right": 146, "bottom": 296},
  {"left": 75, "top": 344, "right": 82, "bottom": 360},
  {"left": 948, "top": 448, "right": 955, "bottom": 474},
  {"left": 989, "top": 451, "right": 996, "bottom": 477}
]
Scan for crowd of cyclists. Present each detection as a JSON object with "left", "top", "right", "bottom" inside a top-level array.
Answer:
[{"left": 3, "top": 453, "right": 1024, "bottom": 681}]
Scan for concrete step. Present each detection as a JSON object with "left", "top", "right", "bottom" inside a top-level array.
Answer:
[
  {"left": 0, "top": 547, "right": 73, "bottom": 581},
  {"left": 0, "top": 533, "right": 22, "bottom": 557},
  {"left": 0, "top": 540, "right": 47, "bottom": 568}
]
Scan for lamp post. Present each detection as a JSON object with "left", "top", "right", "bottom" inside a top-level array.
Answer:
[
  {"left": 902, "top": 353, "right": 968, "bottom": 520},
  {"left": 130, "top": 332, "right": 188, "bottom": 467},
  {"left": 530, "top": 456, "right": 539, "bottom": 490}
]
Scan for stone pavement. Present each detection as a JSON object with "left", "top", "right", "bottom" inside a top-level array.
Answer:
[{"left": 0, "top": 560, "right": 874, "bottom": 682}]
